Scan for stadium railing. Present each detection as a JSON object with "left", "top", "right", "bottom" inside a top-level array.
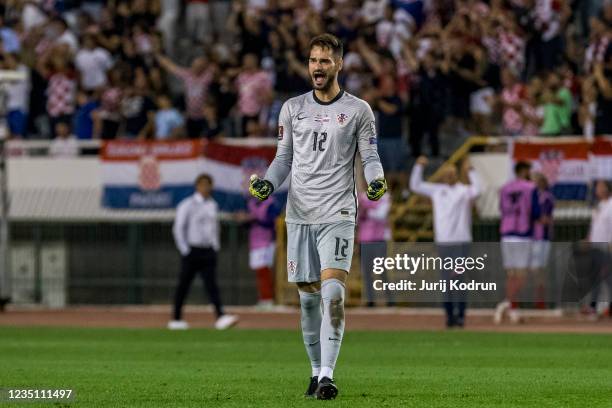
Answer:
[
  {"left": 4, "top": 138, "right": 266, "bottom": 308},
  {"left": 3, "top": 137, "right": 600, "bottom": 308}
]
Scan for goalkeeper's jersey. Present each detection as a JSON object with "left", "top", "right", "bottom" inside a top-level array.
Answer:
[{"left": 264, "top": 90, "right": 384, "bottom": 225}]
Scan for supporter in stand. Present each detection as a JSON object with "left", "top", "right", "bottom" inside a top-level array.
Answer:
[{"left": 2, "top": 0, "right": 609, "bottom": 144}]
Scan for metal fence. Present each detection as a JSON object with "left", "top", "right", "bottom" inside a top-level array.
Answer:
[
  {"left": 9, "top": 221, "right": 257, "bottom": 307},
  {"left": 472, "top": 220, "right": 590, "bottom": 242},
  {"left": 6, "top": 219, "right": 592, "bottom": 307}
]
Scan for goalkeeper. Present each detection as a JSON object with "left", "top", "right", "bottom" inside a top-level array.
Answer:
[{"left": 249, "top": 33, "right": 386, "bottom": 400}]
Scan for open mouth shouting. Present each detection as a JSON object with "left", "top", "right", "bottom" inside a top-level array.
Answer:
[{"left": 312, "top": 71, "right": 327, "bottom": 88}]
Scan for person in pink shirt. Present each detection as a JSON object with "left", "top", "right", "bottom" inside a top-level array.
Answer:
[
  {"left": 495, "top": 161, "right": 541, "bottom": 324},
  {"left": 499, "top": 69, "right": 525, "bottom": 136},
  {"left": 156, "top": 52, "right": 214, "bottom": 138},
  {"left": 235, "top": 53, "right": 273, "bottom": 136},
  {"left": 358, "top": 189, "right": 392, "bottom": 307},
  {"left": 242, "top": 196, "right": 283, "bottom": 307},
  {"left": 520, "top": 79, "right": 544, "bottom": 137},
  {"left": 38, "top": 52, "right": 77, "bottom": 138}
]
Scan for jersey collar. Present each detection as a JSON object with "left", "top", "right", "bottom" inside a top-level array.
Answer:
[{"left": 312, "top": 89, "right": 344, "bottom": 106}]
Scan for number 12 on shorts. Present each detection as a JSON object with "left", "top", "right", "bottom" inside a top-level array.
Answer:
[{"left": 335, "top": 237, "right": 349, "bottom": 260}]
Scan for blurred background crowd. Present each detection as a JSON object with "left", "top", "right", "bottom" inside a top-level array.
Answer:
[
  {"left": 0, "top": 0, "right": 611, "bottom": 163},
  {"left": 0, "top": 0, "right": 610, "bottom": 317}
]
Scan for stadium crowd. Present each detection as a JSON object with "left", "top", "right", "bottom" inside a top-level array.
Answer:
[
  {"left": 0, "top": 0, "right": 609, "bottom": 321},
  {"left": 0, "top": 0, "right": 611, "bottom": 163}
]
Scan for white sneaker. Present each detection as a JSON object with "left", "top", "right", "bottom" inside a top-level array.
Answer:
[
  {"left": 494, "top": 300, "right": 510, "bottom": 325},
  {"left": 167, "top": 320, "right": 189, "bottom": 330},
  {"left": 215, "top": 314, "right": 239, "bottom": 330},
  {"left": 256, "top": 300, "right": 275, "bottom": 311},
  {"left": 508, "top": 309, "right": 523, "bottom": 324}
]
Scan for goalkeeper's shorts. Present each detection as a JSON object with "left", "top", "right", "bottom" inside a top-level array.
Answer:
[{"left": 286, "top": 221, "right": 355, "bottom": 283}]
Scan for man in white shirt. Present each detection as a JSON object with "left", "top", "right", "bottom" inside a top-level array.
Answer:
[
  {"left": 589, "top": 181, "right": 612, "bottom": 244},
  {"left": 49, "top": 122, "right": 79, "bottom": 157},
  {"left": 75, "top": 35, "right": 113, "bottom": 90},
  {"left": 410, "top": 155, "right": 482, "bottom": 327},
  {"left": 599, "top": 199, "right": 612, "bottom": 243},
  {"left": 595, "top": 190, "right": 612, "bottom": 318},
  {"left": 4, "top": 54, "right": 30, "bottom": 138},
  {"left": 585, "top": 180, "right": 612, "bottom": 318},
  {"left": 170, "top": 174, "right": 238, "bottom": 330},
  {"left": 21, "top": 2, "right": 48, "bottom": 32},
  {"left": 48, "top": 18, "right": 79, "bottom": 53}
]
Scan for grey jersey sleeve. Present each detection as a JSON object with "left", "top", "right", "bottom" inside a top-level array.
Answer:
[
  {"left": 357, "top": 102, "right": 385, "bottom": 184},
  {"left": 264, "top": 101, "right": 293, "bottom": 190}
]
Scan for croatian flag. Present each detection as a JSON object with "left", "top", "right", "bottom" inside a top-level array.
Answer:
[
  {"left": 512, "top": 137, "right": 612, "bottom": 200},
  {"left": 591, "top": 137, "right": 612, "bottom": 181},
  {"left": 101, "top": 139, "right": 287, "bottom": 211}
]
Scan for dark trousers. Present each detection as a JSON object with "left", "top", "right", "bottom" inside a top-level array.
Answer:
[
  {"left": 437, "top": 243, "right": 470, "bottom": 325},
  {"left": 186, "top": 118, "right": 206, "bottom": 138},
  {"left": 410, "top": 107, "right": 440, "bottom": 157},
  {"left": 173, "top": 247, "right": 224, "bottom": 320},
  {"left": 534, "top": 35, "right": 564, "bottom": 73},
  {"left": 587, "top": 246, "right": 609, "bottom": 306}
]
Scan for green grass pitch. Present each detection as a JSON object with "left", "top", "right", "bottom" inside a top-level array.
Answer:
[{"left": 1, "top": 327, "right": 611, "bottom": 407}]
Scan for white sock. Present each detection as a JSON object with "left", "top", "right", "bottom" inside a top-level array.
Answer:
[
  {"left": 319, "top": 366, "right": 334, "bottom": 380},
  {"left": 312, "top": 366, "right": 321, "bottom": 377},
  {"left": 320, "top": 279, "right": 345, "bottom": 381},
  {"left": 299, "top": 290, "right": 322, "bottom": 377}
]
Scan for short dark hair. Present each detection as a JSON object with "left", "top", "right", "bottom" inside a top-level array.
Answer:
[
  {"left": 514, "top": 161, "right": 531, "bottom": 175},
  {"left": 309, "top": 33, "right": 343, "bottom": 59},
  {"left": 195, "top": 173, "right": 213, "bottom": 186}
]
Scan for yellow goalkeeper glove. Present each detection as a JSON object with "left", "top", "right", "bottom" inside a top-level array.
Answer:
[
  {"left": 367, "top": 178, "right": 387, "bottom": 201},
  {"left": 249, "top": 174, "right": 274, "bottom": 201}
]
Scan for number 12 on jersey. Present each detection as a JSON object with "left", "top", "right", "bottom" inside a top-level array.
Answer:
[{"left": 312, "top": 131, "right": 327, "bottom": 151}]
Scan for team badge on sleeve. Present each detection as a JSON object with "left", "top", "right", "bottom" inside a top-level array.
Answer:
[
  {"left": 369, "top": 121, "right": 377, "bottom": 144},
  {"left": 278, "top": 125, "right": 284, "bottom": 140}
]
